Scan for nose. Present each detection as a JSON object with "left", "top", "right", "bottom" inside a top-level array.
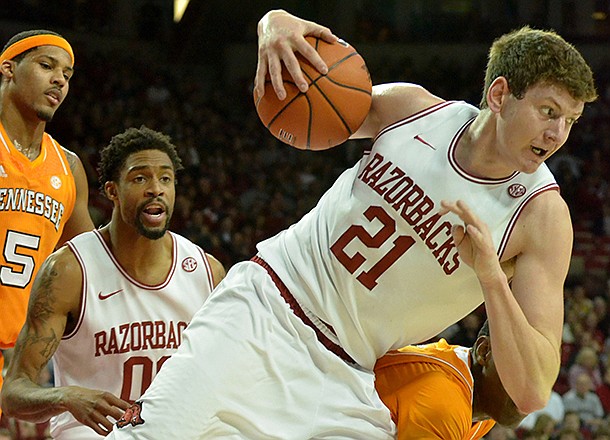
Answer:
[
  {"left": 51, "top": 69, "right": 67, "bottom": 87},
  {"left": 544, "top": 117, "right": 569, "bottom": 145},
  {"left": 145, "top": 178, "right": 164, "bottom": 197}
]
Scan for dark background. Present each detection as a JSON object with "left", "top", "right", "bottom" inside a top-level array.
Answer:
[{"left": 1, "top": 2, "right": 610, "bottom": 438}]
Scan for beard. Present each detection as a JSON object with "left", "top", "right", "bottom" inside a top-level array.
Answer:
[
  {"left": 135, "top": 217, "right": 169, "bottom": 240},
  {"left": 134, "top": 201, "right": 171, "bottom": 240}
]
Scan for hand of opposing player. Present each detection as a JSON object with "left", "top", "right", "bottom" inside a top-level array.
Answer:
[
  {"left": 255, "top": 9, "right": 338, "bottom": 100},
  {"left": 440, "top": 200, "right": 505, "bottom": 286},
  {"left": 63, "top": 386, "right": 130, "bottom": 436}
]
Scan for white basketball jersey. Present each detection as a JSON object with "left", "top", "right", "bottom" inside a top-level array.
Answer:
[
  {"left": 50, "top": 230, "right": 215, "bottom": 439},
  {"left": 257, "top": 100, "right": 558, "bottom": 369}
]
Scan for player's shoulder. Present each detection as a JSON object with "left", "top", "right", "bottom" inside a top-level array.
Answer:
[
  {"left": 49, "top": 241, "right": 82, "bottom": 269},
  {"left": 366, "top": 83, "right": 454, "bottom": 136},
  {"left": 513, "top": 187, "right": 572, "bottom": 258},
  {"left": 206, "top": 253, "right": 226, "bottom": 286},
  {"left": 352, "top": 82, "right": 451, "bottom": 139},
  {"left": 169, "top": 231, "right": 226, "bottom": 283},
  {"left": 56, "top": 145, "right": 85, "bottom": 175},
  {"left": 373, "top": 82, "right": 444, "bottom": 114},
  {"left": 33, "top": 243, "right": 82, "bottom": 293},
  {"left": 518, "top": 186, "right": 570, "bottom": 234}
]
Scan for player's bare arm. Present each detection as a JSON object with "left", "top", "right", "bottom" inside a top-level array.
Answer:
[
  {"left": 351, "top": 83, "right": 445, "bottom": 139},
  {"left": 255, "top": 9, "right": 338, "bottom": 100},
  {"left": 487, "top": 192, "right": 568, "bottom": 411},
  {"left": 441, "top": 195, "right": 567, "bottom": 413},
  {"left": 1, "top": 247, "right": 129, "bottom": 435},
  {"left": 58, "top": 148, "right": 94, "bottom": 247},
  {"left": 207, "top": 253, "right": 227, "bottom": 287}
]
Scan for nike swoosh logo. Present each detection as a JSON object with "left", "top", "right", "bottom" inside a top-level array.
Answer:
[
  {"left": 414, "top": 134, "right": 436, "bottom": 150},
  {"left": 98, "top": 289, "right": 124, "bottom": 300}
]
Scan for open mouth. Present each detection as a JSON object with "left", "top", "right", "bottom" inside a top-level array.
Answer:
[
  {"left": 143, "top": 205, "right": 165, "bottom": 218},
  {"left": 531, "top": 146, "right": 548, "bottom": 157}
]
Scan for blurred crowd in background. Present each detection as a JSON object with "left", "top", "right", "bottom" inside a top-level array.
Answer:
[{"left": 1, "top": 2, "right": 610, "bottom": 438}]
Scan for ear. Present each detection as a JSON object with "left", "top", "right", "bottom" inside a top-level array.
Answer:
[
  {"left": 474, "top": 336, "right": 492, "bottom": 367},
  {"left": 0, "top": 59, "right": 15, "bottom": 79},
  {"left": 486, "top": 76, "right": 510, "bottom": 113},
  {"left": 104, "top": 181, "right": 118, "bottom": 200}
]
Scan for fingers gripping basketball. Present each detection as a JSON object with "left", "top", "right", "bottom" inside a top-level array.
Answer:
[{"left": 254, "top": 37, "right": 372, "bottom": 151}]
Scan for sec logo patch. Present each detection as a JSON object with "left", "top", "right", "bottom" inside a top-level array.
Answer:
[
  {"left": 508, "top": 184, "right": 526, "bottom": 198},
  {"left": 182, "top": 257, "right": 197, "bottom": 272},
  {"left": 50, "top": 175, "right": 62, "bottom": 189}
]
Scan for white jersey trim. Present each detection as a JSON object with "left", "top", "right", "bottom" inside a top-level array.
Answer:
[
  {"left": 64, "top": 241, "right": 88, "bottom": 340},
  {"left": 93, "top": 229, "right": 177, "bottom": 289},
  {"left": 372, "top": 101, "right": 455, "bottom": 144},
  {"left": 47, "top": 134, "right": 68, "bottom": 175},
  {"left": 62, "top": 230, "right": 189, "bottom": 340},
  {"left": 0, "top": 130, "right": 11, "bottom": 154},
  {"left": 196, "top": 246, "right": 215, "bottom": 291},
  {"left": 448, "top": 119, "right": 519, "bottom": 184},
  {"left": 497, "top": 183, "right": 560, "bottom": 258}
]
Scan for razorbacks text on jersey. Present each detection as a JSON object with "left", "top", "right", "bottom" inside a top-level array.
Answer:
[
  {"left": 258, "top": 100, "right": 558, "bottom": 369},
  {"left": 105, "top": 100, "right": 559, "bottom": 440},
  {"left": 50, "top": 230, "right": 215, "bottom": 440}
]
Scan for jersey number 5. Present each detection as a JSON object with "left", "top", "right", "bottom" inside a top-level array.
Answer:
[
  {"left": 330, "top": 206, "right": 415, "bottom": 289},
  {"left": 1, "top": 230, "right": 40, "bottom": 289}
]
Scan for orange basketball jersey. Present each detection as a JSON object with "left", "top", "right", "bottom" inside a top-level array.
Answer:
[
  {"left": 0, "top": 123, "right": 76, "bottom": 349},
  {"left": 375, "top": 339, "right": 495, "bottom": 440}
]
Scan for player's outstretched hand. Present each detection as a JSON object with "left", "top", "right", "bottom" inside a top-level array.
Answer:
[
  {"left": 255, "top": 9, "right": 338, "bottom": 100},
  {"left": 63, "top": 386, "right": 130, "bottom": 436},
  {"left": 440, "top": 200, "right": 505, "bottom": 286}
]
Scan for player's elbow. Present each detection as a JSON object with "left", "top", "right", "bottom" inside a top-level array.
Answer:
[
  {"left": 510, "top": 358, "right": 559, "bottom": 414},
  {"left": 513, "top": 389, "right": 549, "bottom": 415},
  {"left": 1, "top": 381, "right": 19, "bottom": 418}
]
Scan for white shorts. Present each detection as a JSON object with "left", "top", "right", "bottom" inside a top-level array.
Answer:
[{"left": 107, "top": 260, "right": 395, "bottom": 439}]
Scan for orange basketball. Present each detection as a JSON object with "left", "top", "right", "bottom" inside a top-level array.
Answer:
[{"left": 254, "top": 36, "right": 372, "bottom": 151}]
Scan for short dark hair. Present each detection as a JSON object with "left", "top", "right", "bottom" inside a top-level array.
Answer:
[
  {"left": 2, "top": 29, "right": 65, "bottom": 62},
  {"left": 98, "top": 125, "right": 184, "bottom": 190},
  {"left": 481, "top": 26, "right": 597, "bottom": 108}
]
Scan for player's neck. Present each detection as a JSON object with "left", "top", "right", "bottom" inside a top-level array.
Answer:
[
  {"left": 0, "top": 106, "right": 45, "bottom": 159},
  {"left": 101, "top": 224, "right": 174, "bottom": 285},
  {"left": 455, "top": 112, "right": 516, "bottom": 179}
]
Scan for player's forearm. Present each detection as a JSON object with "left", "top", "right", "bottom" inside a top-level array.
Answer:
[
  {"left": 2, "top": 377, "right": 69, "bottom": 422},
  {"left": 479, "top": 276, "right": 559, "bottom": 414}
]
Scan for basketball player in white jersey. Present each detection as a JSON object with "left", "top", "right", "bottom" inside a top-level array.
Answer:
[
  {"left": 1, "top": 125, "right": 225, "bottom": 439},
  {"left": 107, "top": 11, "right": 596, "bottom": 440}
]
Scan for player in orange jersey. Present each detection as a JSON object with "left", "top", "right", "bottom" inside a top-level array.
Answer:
[
  {"left": 0, "top": 30, "right": 94, "bottom": 415},
  {"left": 375, "top": 320, "right": 524, "bottom": 440}
]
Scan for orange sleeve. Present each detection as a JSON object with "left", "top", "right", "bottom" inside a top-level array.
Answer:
[
  {"left": 377, "top": 365, "right": 473, "bottom": 440},
  {"left": 466, "top": 420, "right": 496, "bottom": 440}
]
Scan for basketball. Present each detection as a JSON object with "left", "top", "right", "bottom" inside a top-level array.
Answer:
[{"left": 254, "top": 36, "right": 372, "bottom": 151}]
